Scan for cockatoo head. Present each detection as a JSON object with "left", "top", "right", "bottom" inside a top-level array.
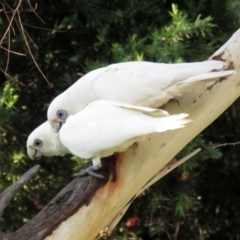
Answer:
[
  {"left": 26, "top": 121, "right": 68, "bottom": 160},
  {"left": 47, "top": 93, "right": 71, "bottom": 132}
]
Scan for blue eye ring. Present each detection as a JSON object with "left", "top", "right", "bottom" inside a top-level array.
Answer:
[
  {"left": 56, "top": 110, "right": 68, "bottom": 120},
  {"left": 34, "top": 139, "right": 43, "bottom": 148}
]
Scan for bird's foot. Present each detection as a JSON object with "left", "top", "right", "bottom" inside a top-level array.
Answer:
[{"left": 74, "top": 165, "right": 105, "bottom": 179}]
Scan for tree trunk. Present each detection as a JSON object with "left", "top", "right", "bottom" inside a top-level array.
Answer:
[{"left": 44, "top": 29, "right": 240, "bottom": 240}]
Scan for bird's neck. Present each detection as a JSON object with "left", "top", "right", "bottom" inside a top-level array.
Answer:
[{"left": 66, "top": 75, "right": 99, "bottom": 112}]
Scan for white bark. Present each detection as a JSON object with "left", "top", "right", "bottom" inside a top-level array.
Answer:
[
  {"left": 45, "top": 29, "right": 240, "bottom": 240},
  {"left": 105, "top": 148, "right": 201, "bottom": 235}
]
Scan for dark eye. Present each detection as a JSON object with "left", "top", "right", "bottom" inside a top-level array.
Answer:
[
  {"left": 56, "top": 110, "right": 68, "bottom": 120},
  {"left": 34, "top": 139, "right": 43, "bottom": 148}
]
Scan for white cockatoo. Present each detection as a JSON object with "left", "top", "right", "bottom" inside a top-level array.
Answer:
[
  {"left": 27, "top": 100, "right": 191, "bottom": 178},
  {"left": 47, "top": 61, "right": 234, "bottom": 131}
]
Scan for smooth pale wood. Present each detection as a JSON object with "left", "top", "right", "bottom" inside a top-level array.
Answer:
[
  {"left": 105, "top": 148, "right": 201, "bottom": 235},
  {"left": 45, "top": 29, "right": 240, "bottom": 240}
]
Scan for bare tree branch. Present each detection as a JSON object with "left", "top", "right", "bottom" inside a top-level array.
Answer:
[
  {"left": 213, "top": 141, "right": 240, "bottom": 149},
  {"left": 0, "top": 0, "right": 22, "bottom": 45},
  {"left": 0, "top": 165, "right": 40, "bottom": 218},
  {"left": 0, "top": 149, "right": 199, "bottom": 240},
  {"left": 17, "top": 10, "right": 52, "bottom": 86},
  {"left": 0, "top": 45, "right": 26, "bottom": 56},
  {"left": 0, "top": 157, "right": 116, "bottom": 240},
  {"left": 27, "top": 0, "right": 45, "bottom": 24},
  {"left": 0, "top": 0, "right": 52, "bottom": 87},
  {"left": 4, "top": 30, "right": 10, "bottom": 73},
  {"left": 0, "top": 2, "right": 16, "bottom": 35}
]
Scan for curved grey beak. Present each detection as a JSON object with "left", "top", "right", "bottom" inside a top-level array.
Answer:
[
  {"left": 50, "top": 121, "right": 62, "bottom": 133},
  {"left": 27, "top": 147, "right": 43, "bottom": 160}
]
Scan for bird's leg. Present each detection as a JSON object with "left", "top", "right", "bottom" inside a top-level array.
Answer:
[
  {"left": 92, "top": 156, "right": 102, "bottom": 170},
  {"left": 74, "top": 155, "right": 105, "bottom": 179}
]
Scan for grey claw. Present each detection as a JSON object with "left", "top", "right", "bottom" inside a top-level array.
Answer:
[{"left": 74, "top": 166, "right": 105, "bottom": 179}]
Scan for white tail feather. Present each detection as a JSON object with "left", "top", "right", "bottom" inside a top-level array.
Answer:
[
  {"left": 156, "top": 114, "right": 191, "bottom": 132},
  {"left": 179, "top": 70, "right": 235, "bottom": 84}
]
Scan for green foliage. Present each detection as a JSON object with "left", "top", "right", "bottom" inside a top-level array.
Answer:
[
  {"left": 0, "top": 0, "right": 240, "bottom": 239},
  {"left": 0, "top": 82, "right": 18, "bottom": 133}
]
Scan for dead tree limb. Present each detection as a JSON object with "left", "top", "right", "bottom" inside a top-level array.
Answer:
[
  {"left": 0, "top": 0, "right": 51, "bottom": 86},
  {"left": 0, "top": 165, "right": 40, "bottom": 217},
  {"left": 0, "top": 149, "right": 200, "bottom": 240},
  {"left": 0, "top": 157, "right": 116, "bottom": 240}
]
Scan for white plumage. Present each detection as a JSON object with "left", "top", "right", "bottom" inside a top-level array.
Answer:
[
  {"left": 59, "top": 100, "right": 189, "bottom": 161},
  {"left": 47, "top": 60, "right": 234, "bottom": 131},
  {"left": 27, "top": 100, "right": 191, "bottom": 177},
  {"left": 27, "top": 121, "right": 68, "bottom": 159}
]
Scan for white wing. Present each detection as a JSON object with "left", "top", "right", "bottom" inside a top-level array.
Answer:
[
  {"left": 59, "top": 100, "right": 190, "bottom": 160},
  {"left": 90, "top": 61, "right": 234, "bottom": 107},
  {"left": 48, "top": 60, "right": 234, "bottom": 121},
  {"left": 98, "top": 100, "right": 169, "bottom": 117}
]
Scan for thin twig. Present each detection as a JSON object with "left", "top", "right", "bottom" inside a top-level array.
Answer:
[
  {"left": 0, "top": 45, "right": 26, "bottom": 56},
  {"left": 0, "top": 0, "right": 22, "bottom": 45},
  {"left": 5, "top": 30, "right": 10, "bottom": 73},
  {"left": 13, "top": 14, "right": 38, "bottom": 51},
  {"left": 27, "top": 0, "right": 45, "bottom": 24},
  {"left": 0, "top": 68, "right": 12, "bottom": 79},
  {"left": 1, "top": 0, "right": 53, "bottom": 86},
  {"left": 3, "top": 0, "right": 13, "bottom": 10},
  {"left": 213, "top": 142, "right": 240, "bottom": 149},
  {"left": 17, "top": 9, "right": 52, "bottom": 87},
  {"left": 23, "top": 28, "right": 38, "bottom": 50},
  {"left": 0, "top": 68, "right": 13, "bottom": 79},
  {"left": 0, "top": 2, "right": 16, "bottom": 35},
  {"left": 21, "top": 21, "right": 67, "bottom": 32}
]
